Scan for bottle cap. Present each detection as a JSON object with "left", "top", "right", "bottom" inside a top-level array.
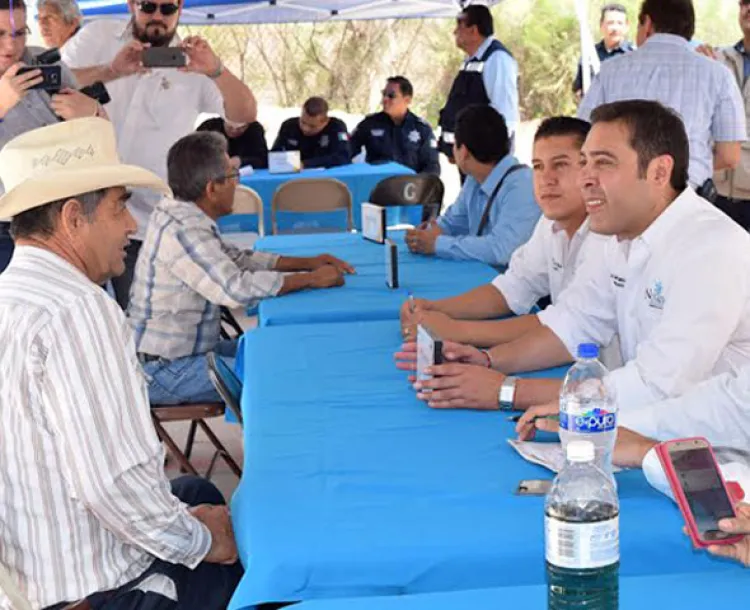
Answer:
[
  {"left": 577, "top": 343, "right": 599, "bottom": 359},
  {"left": 566, "top": 440, "right": 595, "bottom": 463}
]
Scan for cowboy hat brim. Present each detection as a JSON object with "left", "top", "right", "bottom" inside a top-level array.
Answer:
[{"left": 0, "top": 163, "right": 171, "bottom": 219}]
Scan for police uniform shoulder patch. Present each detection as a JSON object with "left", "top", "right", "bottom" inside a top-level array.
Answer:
[
  {"left": 338, "top": 132, "right": 349, "bottom": 141},
  {"left": 408, "top": 129, "right": 421, "bottom": 143}
]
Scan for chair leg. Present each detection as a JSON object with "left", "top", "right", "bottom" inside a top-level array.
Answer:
[
  {"left": 197, "top": 419, "right": 243, "bottom": 477},
  {"left": 184, "top": 420, "right": 199, "bottom": 461},
  {"left": 152, "top": 415, "right": 198, "bottom": 476}
]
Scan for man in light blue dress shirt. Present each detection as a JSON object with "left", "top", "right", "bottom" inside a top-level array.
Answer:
[
  {"left": 406, "top": 105, "right": 540, "bottom": 268},
  {"left": 578, "top": 0, "right": 746, "bottom": 193}
]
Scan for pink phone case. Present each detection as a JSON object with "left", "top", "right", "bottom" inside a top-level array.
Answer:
[{"left": 656, "top": 438, "right": 743, "bottom": 548}]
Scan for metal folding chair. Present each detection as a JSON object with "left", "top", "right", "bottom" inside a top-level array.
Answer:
[{"left": 271, "top": 178, "right": 352, "bottom": 234}]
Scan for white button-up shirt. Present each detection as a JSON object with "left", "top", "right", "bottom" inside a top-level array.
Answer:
[
  {"left": 0, "top": 247, "right": 210, "bottom": 610},
  {"left": 492, "top": 216, "right": 607, "bottom": 314},
  {"left": 578, "top": 34, "right": 747, "bottom": 188},
  {"left": 538, "top": 188, "right": 750, "bottom": 411},
  {"left": 62, "top": 20, "right": 225, "bottom": 239}
]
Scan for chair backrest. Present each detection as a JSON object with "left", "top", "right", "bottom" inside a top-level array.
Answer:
[
  {"left": 217, "top": 185, "right": 265, "bottom": 236},
  {"left": 271, "top": 178, "right": 353, "bottom": 235},
  {"left": 368, "top": 174, "right": 445, "bottom": 223},
  {"left": 207, "top": 352, "right": 243, "bottom": 424}
]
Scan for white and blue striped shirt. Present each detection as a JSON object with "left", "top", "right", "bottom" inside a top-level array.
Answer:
[{"left": 578, "top": 34, "right": 747, "bottom": 188}]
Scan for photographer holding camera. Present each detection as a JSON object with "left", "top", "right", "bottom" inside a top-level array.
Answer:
[{"left": 0, "top": 0, "right": 105, "bottom": 273}]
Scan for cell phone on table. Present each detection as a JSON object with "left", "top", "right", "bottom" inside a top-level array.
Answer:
[
  {"left": 416, "top": 325, "right": 443, "bottom": 389},
  {"left": 515, "top": 479, "right": 553, "bottom": 496},
  {"left": 17, "top": 65, "right": 61, "bottom": 92},
  {"left": 142, "top": 47, "right": 187, "bottom": 68},
  {"left": 656, "top": 437, "right": 743, "bottom": 548}
]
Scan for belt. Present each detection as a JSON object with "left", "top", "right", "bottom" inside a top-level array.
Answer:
[{"left": 138, "top": 353, "right": 161, "bottom": 364}]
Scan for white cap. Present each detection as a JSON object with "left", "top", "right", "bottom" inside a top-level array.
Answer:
[{"left": 566, "top": 440, "right": 595, "bottom": 463}]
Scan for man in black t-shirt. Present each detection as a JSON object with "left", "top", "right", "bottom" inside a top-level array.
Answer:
[
  {"left": 197, "top": 117, "right": 269, "bottom": 169},
  {"left": 271, "top": 97, "right": 351, "bottom": 169}
]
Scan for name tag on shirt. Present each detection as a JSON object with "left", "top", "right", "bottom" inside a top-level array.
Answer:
[{"left": 370, "top": 129, "right": 385, "bottom": 137}]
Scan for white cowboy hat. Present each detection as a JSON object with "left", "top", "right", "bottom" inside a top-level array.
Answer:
[{"left": 0, "top": 117, "right": 171, "bottom": 219}]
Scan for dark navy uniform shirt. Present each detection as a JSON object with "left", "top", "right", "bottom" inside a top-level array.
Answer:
[
  {"left": 271, "top": 116, "right": 351, "bottom": 168},
  {"left": 573, "top": 39, "right": 635, "bottom": 93},
  {"left": 350, "top": 110, "right": 440, "bottom": 175}
]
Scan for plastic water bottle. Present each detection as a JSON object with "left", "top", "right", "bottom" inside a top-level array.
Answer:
[
  {"left": 559, "top": 343, "right": 617, "bottom": 478},
  {"left": 545, "top": 440, "right": 619, "bottom": 610}
]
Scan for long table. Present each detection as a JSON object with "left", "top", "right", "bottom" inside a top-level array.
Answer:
[
  {"left": 241, "top": 162, "right": 414, "bottom": 234},
  {"left": 291, "top": 572, "right": 750, "bottom": 609},
  {"left": 228, "top": 320, "right": 742, "bottom": 610},
  {"left": 253, "top": 232, "right": 497, "bottom": 326}
]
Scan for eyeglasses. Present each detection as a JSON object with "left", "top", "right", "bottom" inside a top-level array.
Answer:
[
  {"left": 0, "top": 26, "right": 30, "bottom": 43},
  {"left": 137, "top": 1, "right": 180, "bottom": 16},
  {"left": 382, "top": 90, "right": 399, "bottom": 100},
  {"left": 216, "top": 168, "right": 240, "bottom": 183}
]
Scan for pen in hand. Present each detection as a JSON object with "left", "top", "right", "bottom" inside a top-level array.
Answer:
[
  {"left": 408, "top": 292, "right": 416, "bottom": 314},
  {"left": 507, "top": 414, "right": 560, "bottom": 424}
]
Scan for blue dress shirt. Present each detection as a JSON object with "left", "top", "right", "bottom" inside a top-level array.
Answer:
[
  {"left": 435, "top": 155, "right": 540, "bottom": 267},
  {"left": 470, "top": 37, "right": 520, "bottom": 136}
]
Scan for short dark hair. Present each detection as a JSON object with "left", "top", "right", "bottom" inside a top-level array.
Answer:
[
  {"left": 10, "top": 189, "right": 107, "bottom": 239},
  {"left": 167, "top": 131, "right": 228, "bottom": 202},
  {"left": 534, "top": 117, "right": 591, "bottom": 148},
  {"left": 600, "top": 3, "right": 627, "bottom": 23},
  {"left": 303, "top": 96, "right": 328, "bottom": 117},
  {"left": 590, "top": 100, "right": 689, "bottom": 192},
  {"left": 386, "top": 75, "right": 413, "bottom": 98},
  {"left": 638, "top": 0, "right": 694, "bottom": 41},
  {"left": 0, "top": 0, "right": 26, "bottom": 9},
  {"left": 455, "top": 104, "right": 510, "bottom": 164},
  {"left": 460, "top": 5, "right": 493, "bottom": 38}
]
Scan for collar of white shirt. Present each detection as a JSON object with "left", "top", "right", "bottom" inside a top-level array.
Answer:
[
  {"left": 469, "top": 36, "right": 497, "bottom": 62},
  {"left": 551, "top": 215, "right": 591, "bottom": 241},
  {"left": 640, "top": 33, "right": 691, "bottom": 52}
]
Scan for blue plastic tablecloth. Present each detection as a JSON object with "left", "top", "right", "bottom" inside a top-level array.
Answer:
[
  {"left": 291, "top": 572, "right": 750, "bottom": 610},
  {"left": 254, "top": 232, "right": 498, "bottom": 327},
  {"left": 229, "top": 320, "right": 742, "bottom": 610},
  {"left": 240, "top": 162, "right": 414, "bottom": 234}
]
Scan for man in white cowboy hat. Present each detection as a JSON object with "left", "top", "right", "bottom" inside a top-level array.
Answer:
[{"left": 0, "top": 118, "right": 243, "bottom": 610}]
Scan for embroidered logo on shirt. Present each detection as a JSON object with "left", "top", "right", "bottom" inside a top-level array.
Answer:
[
  {"left": 610, "top": 274, "right": 626, "bottom": 289},
  {"left": 552, "top": 260, "right": 563, "bottom": 272},
  {"left": 288, "top": 139, "right": 298, "bottom": 146},
  {"left": 371, "top": 129, "right": 385, "bottom": 137},
  {"left": 160, "top": 77, "right": 171, "bottom": 90},
  {"left": 408, "top": 129, "right": 421, "bottom": 144},
  {"left": 646, "top": 280, "right": 665, "bottom": 310},
  {"left": 320, "top": 135, "right": 330, "bottom": 148},
  {"left": 338, "top": 132, "right": 349, "bottom": 141}
]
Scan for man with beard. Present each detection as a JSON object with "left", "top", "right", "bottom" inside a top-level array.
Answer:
[{"left": 60, "top": 0, "right": 257, "bottom": 310}]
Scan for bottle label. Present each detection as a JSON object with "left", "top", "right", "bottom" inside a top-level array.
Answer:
[
  {"left": 560, "top": 407, "right": 617, "bottom": 434},
  {"left": 545, "top": 516, "right": 619, "bottom": 569}
]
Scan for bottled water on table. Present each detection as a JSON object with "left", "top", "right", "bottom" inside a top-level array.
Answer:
[
  {"left": 559, "top": 343, "right": 617, "bottom": 477},
  {"left": 545, "top": 440, "right": 619, "bottom": 610}
]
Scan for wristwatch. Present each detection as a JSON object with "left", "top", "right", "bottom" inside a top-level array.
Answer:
[{"left": 497, "top": 376, "right": 518, "bottom": 411}]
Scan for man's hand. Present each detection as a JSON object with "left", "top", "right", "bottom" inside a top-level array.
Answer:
[
  {"left": 406, "top": 222, "right": 442, "bottom": 255},
  {"left": 190, "top": 504, "right": 238, "bottom": 565},
  {"left": 442, "top": 341, "right": 487, "bottom": 366},
  {"left": 612, "top": 427, "right": 658, "bottom": 469},
  {"left": 110, "top": 40, "right": 149, "bottom": 79},
  {"left": 400, "top": 297, "right": 432, "bottom": 339},
  {"left": 707, "top": 503, "right": 750, "bottom": 566},
  {"left": 308, "top": 265, "right": 345, "bottom": 289},
  {"left": 414, "top": 362, "right": 505, "bottom": 410},
  {"left": 515, "top": 402, "right": 559, "bottom": 441},
  {"left": 50, "top": 88, "right": 99, "bottom": 120},
  {"left": 415, "top": 310, "right": 459, "bottom": 340},
  {"left": 309, "top": 254, "right": 355, "bottom": 275},
  {"left": 0, "top": 63, "right": 43, "bottom": 117},
  {"left": 182, "top": 36, "right": 221, "bottom": 76},
  {"left": 695, "top": 43, "right": 718, "bottom": 60}
]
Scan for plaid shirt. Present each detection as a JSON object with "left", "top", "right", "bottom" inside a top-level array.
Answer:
[
  {"left": 579, "top": 34, "right": 747, "bottom": 188},
  {"left": 128, "top": 197, "right": 282, "bottom": 360}
]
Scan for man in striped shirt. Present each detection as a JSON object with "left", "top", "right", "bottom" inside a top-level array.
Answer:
[
  {"left": 128, "top": 131, "right": 354, "bottom": 405},
  {"left": 0, "top": 119, "right": 243, "bottom": 609}
]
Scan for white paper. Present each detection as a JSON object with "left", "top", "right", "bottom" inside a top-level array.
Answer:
[
  {"left": 508, "top": 439, "right": 622, "bottom": 474},
  {"left": 268, "top": 151, "right": 301, "bottom": 174},
  {"left": 362, "top": 203, "right": 386, "bottom": 243}
]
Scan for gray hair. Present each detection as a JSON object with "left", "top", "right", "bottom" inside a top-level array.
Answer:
[
  {"left": 37, "top": 0, "right": 83, "bottom": 23},
  {"left": 167, "top": 131, "right": 229, "bottom": 203},
  {"left": 10, "top": 189, "right": 107, "bottom": 239}
]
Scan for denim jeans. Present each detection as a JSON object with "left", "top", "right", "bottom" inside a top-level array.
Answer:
[
  {"left": 144, "top": 340, "right": 238, "bottom": 405},
  {"left": 0, "top": 224, "right": 14, "bottom": 274}
]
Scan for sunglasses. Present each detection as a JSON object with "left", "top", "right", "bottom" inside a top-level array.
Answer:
[
  {"left": 137, "top": 1, "right": 179, "bottom": 16},
  {"left": 382, "top": 90, "right": 399, "bottom": 100}
]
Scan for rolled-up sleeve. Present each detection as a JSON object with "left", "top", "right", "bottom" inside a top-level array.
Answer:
[
  {"left": 42, "top": 293, "right": 211, "bottom": 567},
  {"left": 492, "top": 217, "right": 551, "bottom": 313}
]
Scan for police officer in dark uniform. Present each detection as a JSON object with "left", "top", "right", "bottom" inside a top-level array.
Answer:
[
  {"left": 438, "top": 5, "right": 518, "bottom": 165},
  {"left": 271, "top": 96, "right": 351, "bottom": 168},
  {"left": 350, "top": 76, "right": 440, "bottom": 175}
]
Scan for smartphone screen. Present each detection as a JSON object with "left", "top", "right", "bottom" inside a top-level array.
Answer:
[{"left": 671, "top": 445, "right": 736, "bottom": 541}]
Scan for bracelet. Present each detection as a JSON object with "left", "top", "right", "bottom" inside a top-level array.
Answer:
[
  {"left": 480, "top": 348, "right": 493, "bottom": 369},
  {"left": 208, "top": 61, "right": 224, "bottom": 79}
]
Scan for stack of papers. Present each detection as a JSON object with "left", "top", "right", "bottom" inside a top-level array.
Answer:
[{"left": 508, "top": 439, "right": 622, "bottom": 473}]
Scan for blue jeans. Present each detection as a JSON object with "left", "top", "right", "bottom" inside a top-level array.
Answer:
[
  {"left": 0, "top": 224, "right": 14, "bottom": 274},
  {"left": 144, "top": 340, "right": 238, "bottom": 405},
  {"left": 47, "top": 476, "right": 243, "bottom": 610}
]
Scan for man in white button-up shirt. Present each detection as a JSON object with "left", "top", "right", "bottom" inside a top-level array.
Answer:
[
  {"left": 398, "top": 117, "right": 609, "bottom": 350},
  {"left": 409, "top": 100, "right": 750, "bottom": 415},
  {"left": 61, "top": 1, "right": 257, "bottom": 309}
]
